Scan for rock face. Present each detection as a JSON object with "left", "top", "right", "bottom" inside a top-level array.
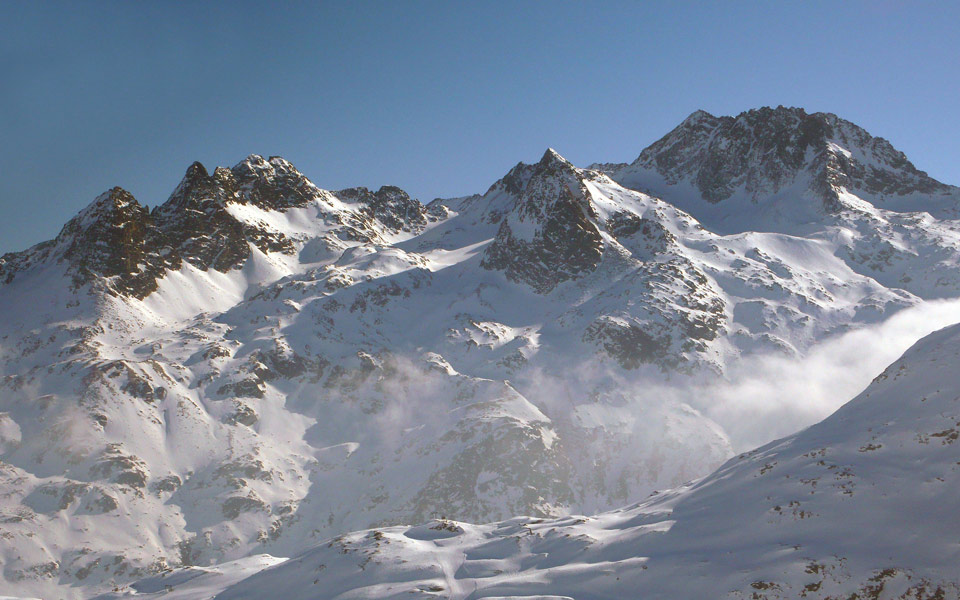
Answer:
[
  {"left": 333, "top": 186, "right": 429, "bottom": 235},
  {"left": 194, "top": 322, "right": 960, "bottom": 600},
  {"left": 0, "top": 187, "right": 170, "bottom": 297},
  {"left": 481, "top": 150, "right": 604, "bottom": 292},
  {"left": 153, "top": 161, "right": 263, "bottom": 271},
  {"left": 230, "top": 155, "right": 319, "bottom": 210},
  {"left": 58, "top": 187, "right": 169, "bottom": 296},
  {"left": 2, "top": 108, "right": 960, "bottom": 598},
  {"left": 629, "top": 106, "right": 952, "bottom": 207},
  {"left": 0, "top": 155, "right": 439, "bottom": 301}
]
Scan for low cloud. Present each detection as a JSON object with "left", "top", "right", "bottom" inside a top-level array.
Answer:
[
  {"left": 686, "top": 298, "right": 960, "bottom": 451},
  {"left": 514, "top": 299, "right": 960, "bottom": 456}
]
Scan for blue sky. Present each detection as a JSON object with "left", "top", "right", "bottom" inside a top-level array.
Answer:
[{"left": 2, "top": 1, "right": 958, "bottom": 253}]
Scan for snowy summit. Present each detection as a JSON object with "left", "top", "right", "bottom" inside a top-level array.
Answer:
[{"left": 1, "top": 107, "right": 960, "bottom": 599}]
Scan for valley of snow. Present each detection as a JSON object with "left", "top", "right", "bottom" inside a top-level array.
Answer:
[
  {"left": 1, "top": 106, "right": 960, "bottom": 598},
  {"left": 104, "top": 318, "right": 960, "bottom": 599}
]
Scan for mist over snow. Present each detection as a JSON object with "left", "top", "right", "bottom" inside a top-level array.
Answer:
[
  {"left": 506, "top": 298, "right": 960, "bottom": 468},
  {"left": 201, "top": 317, "right": 960, "bottom": 600},
  {"left": 684, "top": 298, "right": 960, "bottom": 451},
  {"left": 5, "top": 107, "right": 960, "bottom": 598}
]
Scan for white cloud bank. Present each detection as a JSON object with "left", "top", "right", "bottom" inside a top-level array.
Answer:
[{"left": 689, "top": 299, "right": 960, "bottom": 451}]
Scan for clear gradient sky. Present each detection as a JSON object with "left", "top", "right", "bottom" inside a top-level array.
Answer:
[{"left": 2, "top": 1, "right": 958, "bottom": 253}]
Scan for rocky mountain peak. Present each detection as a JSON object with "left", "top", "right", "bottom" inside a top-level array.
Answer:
[
  {"left": 53, "top": 187, "right": 172, "bottom": 296},
  {"left": 7, "top": 112, "right": 960, "bottom": 600},
  {"left": 519, "top": 148, "right": 596, "bottom": 218},
  {"left": 332, "top": 185, "right": 428, "bottom": 234},
  {"left": 60, "top": 187, "right": 147, "bottom": 235},
  {"left": 628, "top": 105, "right": 954, "bottom": 208},
  {"left": 681, "top": 108, "right": 717, "bottom": 124},
  {"left": 152, "top": 158, "right": 297, "bottom": 273},
  {"left": 184, "top": 160, "right": 209, "bottom": 180},
  {"left": 537, "top": 147, "right": 573, "bottom": 170},
  {"left": 484, "top": 149, "right": 578, "bottom": 200},
  {"left": 487, "top": 162, "right": 537, "bottom": 197},
  {"left": 159, "top": 154, "right": 322, "bottom": 215},
  {"left": 230, "top": 154, "right": 320, "bottom": 210},
  {"left": 480, "top": 148, "right": 603, "bottom": 293},
  {"left": 0, "top": 186, "right": 181, "bottom": 295},
  {"left": 1, "top": 154, "right": 434, "bottom": 299},
  {"left": 161, "top": 160, "right": 233, "bottom": 214},
  {"left": 667, "top": 109, "right": 723, "bottom": 140}
]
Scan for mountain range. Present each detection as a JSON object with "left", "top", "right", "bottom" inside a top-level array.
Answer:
[{"left": 2, "top": 106, "right": 959, "bottom": 599}]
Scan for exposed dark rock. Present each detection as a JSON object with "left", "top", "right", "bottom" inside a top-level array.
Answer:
[
  {"left": 634, "top": 106, "right": 952, "bottom": 208},
  {"left": 23, "top": 481, "right": 118, "bottom": 515},
  {"left": 231, "top": 155, "right": 319, "bottom": 210},
  {"left": 152, "top": 161, "right": 280, "bottom": 271},
  {"left": 333, "top": 186, "right": 428, "bottom": 234},
  {"left": 224, "top": 402, "right": 259, "bottom": 427},
  {"left": 217, "top": 378, "right": 266, "bottom": 399},
  {"left": 1, "top": 155, "right": 421, "bottom": 301},
  {"left": 481, "top": 150, "right": 603, "bottom": 293},
  {"left": 214, "top": 455, "right": 273, "bottom": 486},
  {"left": 152, "top": 475, "right": 182, "bottom": 494},
  {"left": 12, "top": 187, "right": 178, "bottom": 298},
  {"left": 408, "top": 422, "right": 574, "bottom": 525},
  {"left": 89, "top": 444, "right": 149, "bottom": 489},
  {"left": 221, "top": 494, "right": 268, "bottom": 519},
  {"left": 606, "top": 211, "right": 677, "bottom": 257},
  {"left": 583, "top": 317, "right": 672, "bottom": 370}
]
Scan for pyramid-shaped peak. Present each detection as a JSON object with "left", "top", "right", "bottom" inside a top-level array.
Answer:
[
  {"left": 184, "top": 161, "right": 209, "bottom": 180},
  {"left": 484, "top": 149, "right": 579, "bottom": 198},
  {"left": 162, "top": 159, "right": 225, "bottom": 211},
  {"left": 64, "top": 187, "right": 146, "bottom": 233},
  {"left": 95, "top": 186, "right": 139, "bottom": 208},
  {"left": 53, "top": 187, "right": 155, "bottom": 277},
  {"left": 538, "top": 147, "right": 572, "bottom": 168},
  {"left": 680, "top": 109, "right": 718, "bottom": 126}
]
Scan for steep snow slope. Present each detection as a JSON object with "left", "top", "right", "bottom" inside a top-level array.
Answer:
[
  {"left": 123, "top": 320, "right": 960, "bottom": 600},
  {"left": 2, "top": 108, "right": 960, "bottom": 598}
]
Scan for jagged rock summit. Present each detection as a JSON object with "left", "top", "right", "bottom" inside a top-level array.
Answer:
[
  {"left": 0, "top": 154, "right": 436, "bottom": 301},
  {"left": 2, "top": 108, "right": 960, "bottom": 598},
  {"left": 643, "top": 106, "right": 946, "bottom": 198},
  {"left": 480, "top": 148, "right": 604, "bottom": 293},
  {"left": 610, "top": 105, "right": 960, "bottom": 233}
]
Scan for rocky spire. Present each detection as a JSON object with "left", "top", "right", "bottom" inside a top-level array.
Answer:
[{"left": 481, "top": 148, "right": 603, "bottom": 293}]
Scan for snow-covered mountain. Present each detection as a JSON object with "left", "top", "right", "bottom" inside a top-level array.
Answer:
[
  {"left": 1, "top": 107, "right": 959, "bottom": 598},
  {"left": 145, "top": 318, "right": 960, "bottom": 600},
  {"left": 607, "top": 106, "right": 960, "bottom": 297}
]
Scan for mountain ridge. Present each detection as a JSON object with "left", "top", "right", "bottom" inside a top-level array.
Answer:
[{"left": 1, "top": 107, "right": 960, "bottom": 598}]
